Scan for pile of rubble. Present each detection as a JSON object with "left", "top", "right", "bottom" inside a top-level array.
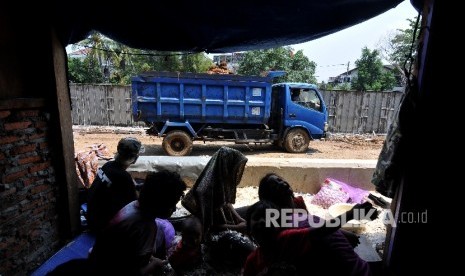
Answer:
[{"left": 207, "top": 61, "right": 232, "bottom": 74}]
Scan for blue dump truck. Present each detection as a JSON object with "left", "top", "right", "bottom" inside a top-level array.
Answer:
[{"left": 132, "top": 72, "right": 328, "bottom": 156}]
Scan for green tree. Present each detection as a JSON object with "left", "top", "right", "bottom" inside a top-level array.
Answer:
[
  {"left": 378, "top": 17, "right": 420, "bottom": 86},
  {"left": 351, "top": 47, "right": 396, "bottom": 91},
  {"left": 180, "top": 53, "right": 213, "bottom": 72},
  {"left": 82, "top": 32, "right": 115, "bottom": 81},
  {"left": 68, "top": 56, "right": 104, "bottom": 83},
  {"left": 237, "top": 47, "right": 317, "bottom": 83},
  {"left": 379, "top": 70, "right": 397, "bottom": 91},
  {"left": 388, "top": 18, "right": 418, "bottom": 68},
  {"left": 334, "top": 82, "right": 352, "bottom": 91},
  {"left": 68, "top": 32, "right": 213, "bottom": 84}
]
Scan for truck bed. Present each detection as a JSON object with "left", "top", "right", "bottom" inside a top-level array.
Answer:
[{"left": 132, "top": 72, "right": 273, "bottom": 125}]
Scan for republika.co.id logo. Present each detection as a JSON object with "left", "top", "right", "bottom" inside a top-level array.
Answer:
[{"left": 264, "top": 208, "right": 428, "bottom": 228}]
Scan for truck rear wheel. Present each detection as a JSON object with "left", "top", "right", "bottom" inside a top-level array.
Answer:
[
  {"left": 284, "top": 128, "right": 309, "bottom": 153},
  {"left": 162, "top": 130, "right": 193, "bottom": 156}
]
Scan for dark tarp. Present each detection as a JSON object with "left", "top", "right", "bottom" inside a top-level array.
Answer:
[{"left": 53, "top": 0, "right": 407, "bottom": 53}]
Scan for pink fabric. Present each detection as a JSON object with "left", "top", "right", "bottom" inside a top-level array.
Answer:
[
  {"left": 75, "top": 151, "right": 98, "bottom": 188},
  {"left": 327, "top": 178, "right": 369, "bottom": 204},
  {"left": 310, "top": 179, "right": 350, "bottom": 208}
]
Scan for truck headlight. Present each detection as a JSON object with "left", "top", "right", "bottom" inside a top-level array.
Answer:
[{"left": 324, "top": 122, "right": 328, "bottom": 132}]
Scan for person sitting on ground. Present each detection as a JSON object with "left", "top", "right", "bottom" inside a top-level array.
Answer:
[
  {"left": 181, "top": 146, "right": 248, "bottom": 236},
  {"left": 180, "top": 147, "right": 253, "bottom": 272},
  {"left": 258, "top": 173, "right": 361, "bottom": 247},
  {"left": 86, "top": 137, "right": 144, "bottom": 233},
  {"left": 169, "top": 216, "right": 203, "bottom": 273},
  {"left": 89, "top": 170, "right": 187, "bottom": 275},
  {"left": 242, "top": 200, "right": 377, "bottom": 276}
]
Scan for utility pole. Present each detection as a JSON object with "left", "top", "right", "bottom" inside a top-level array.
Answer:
[{"left": 345, "top": 61, "right": 350, "bottom": 82}]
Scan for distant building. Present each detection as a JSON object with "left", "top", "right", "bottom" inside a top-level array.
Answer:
[
  {"left": 211, "top": 52, "right": 245, "bottom": 73},
  {"left": 328, "top": 65, "right": 404, "bottom": 92},
  {"left": 67, "top": 48, "right": 91, "bottom": 60}
]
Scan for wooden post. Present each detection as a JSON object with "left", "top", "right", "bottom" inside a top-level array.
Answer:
[{"left": 51, "top": 29, "right": 80, "bottom": 236}]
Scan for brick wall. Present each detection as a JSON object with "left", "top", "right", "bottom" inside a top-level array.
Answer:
[{"left": 0, "top": 100, "right": 60, "bottom": 275}]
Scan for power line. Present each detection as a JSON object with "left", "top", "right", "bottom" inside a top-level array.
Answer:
[
  {"left": 71, "top": 45, "right": 198, "bottom": 57},
  {"left": 317, "top": 63, "right": 345, "bottom": 67}
]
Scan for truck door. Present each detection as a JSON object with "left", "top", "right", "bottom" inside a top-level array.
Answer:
[{"left": 286, "top": 87, "right": 327, "bottom": 137}]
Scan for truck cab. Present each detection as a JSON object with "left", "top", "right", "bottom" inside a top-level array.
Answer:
[{"left": 270, "top": 83, "right": 328, "bottom": 152}]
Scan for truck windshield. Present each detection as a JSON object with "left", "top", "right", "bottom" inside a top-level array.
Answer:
[{"left": 290, "top": 88, "right": 322, "bottom": 112}]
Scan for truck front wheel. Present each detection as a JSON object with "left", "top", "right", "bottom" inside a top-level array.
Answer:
[
  {"left": 162, "top": 130, "right": 193, "bottom": 156},
  {"left": 284, "top": 129, "right": 310, "bottom": 153}
]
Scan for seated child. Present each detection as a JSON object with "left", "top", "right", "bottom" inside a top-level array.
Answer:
[{"left": 168, "top": 216, "right": 203, "bottom": 272}]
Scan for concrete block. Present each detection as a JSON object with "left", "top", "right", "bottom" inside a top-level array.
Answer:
[{"left": 122, "top": 156, "right": 377, "bottom": 194}]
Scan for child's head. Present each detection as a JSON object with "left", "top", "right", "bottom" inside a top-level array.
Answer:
[
  {"left": 245, "top": 200, "right": 280, "bottom": 248},
  {"left": 258, "top": 173, "right": 295, "bottom": 209},
  {"left": 139, "top": 170, "right": 186, "bottom": 219},
  {"left": 115, "top": 137, "right": 144, "bottom": 166},
  {"left": 181, "top": 216, "right": 203, "bottom": 249}
]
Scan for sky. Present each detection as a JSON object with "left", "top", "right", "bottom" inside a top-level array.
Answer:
[{"left": 291, "top": 0, "right": 418, "bottom": 83}]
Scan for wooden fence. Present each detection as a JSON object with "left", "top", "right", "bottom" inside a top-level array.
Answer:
[
  {"left": 70, "top": 84, "right": 137, "bottom": 126},
  {"left": 320, "top": 90, "right": 403, "bottom": 133},
  {"left": 70, "top": 84, "right": 403, "bottom": 134}
]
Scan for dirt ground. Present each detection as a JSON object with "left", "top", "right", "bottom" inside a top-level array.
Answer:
[{"left": 72, "top": 126, "right": 385, "bottom": 159}]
